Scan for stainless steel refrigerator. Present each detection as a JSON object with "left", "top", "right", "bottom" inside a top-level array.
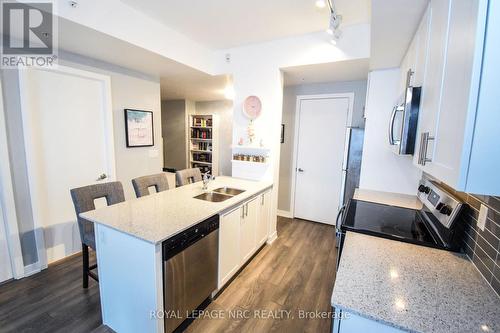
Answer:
[
  {"left": 336, "top": 127, "right": 364, "bottom": 242},
  {"left": 340, "top": 127, "right": 365, "bottom": 206}
]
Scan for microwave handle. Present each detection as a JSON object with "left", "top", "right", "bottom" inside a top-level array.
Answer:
[{"left": 388, "top": 105, "right": 398, "bottom": 145}]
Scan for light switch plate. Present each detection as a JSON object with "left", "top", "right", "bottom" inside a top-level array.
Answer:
[{"left": 478, "top": 204, "right": 488, "bottom": 231}]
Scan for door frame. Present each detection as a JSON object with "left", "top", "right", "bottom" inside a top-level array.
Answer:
[
  {"left": 18, "top": 65, "right": 116, "bottom": 271},
  {"left": 0, "top": 75, "right": 25, "bottom": 279},
  {"left": 290, "top": 93, "right": 354, "bottom": 219}
]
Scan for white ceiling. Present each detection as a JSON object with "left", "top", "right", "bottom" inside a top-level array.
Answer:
[
  {"left": 370, "top": 0, "right": 429, "bottom": 69},
  {"left": 56, "top": 18, "right": 229, "bottom": 101},
  {"left": 282, "top": 58, "right": 369, "bottom": 86},
  {"left": 120, "top": 0, "right": 371, "bottom": 49}
]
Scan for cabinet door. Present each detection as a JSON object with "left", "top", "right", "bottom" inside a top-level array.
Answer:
[
  {"left": 400, "top": 36, "right": 417, "bottom": 92},
  {"left": 240, "top": 197, "right": 258, "bottom": 264},
  {"left": 218, "top": 206, "right": 242, "bottom": 288},
  {"left": 256, "top": 191, "right": 271, "bottom": 246},
  {"left": 413, "top": 4, "right": 431, "bottom": 87},
  {"left": 414, "top": 0, "right": 451, "bottom": 168},
  {"left": 422, "top": 0, "right": 482, "bottom": 187}
]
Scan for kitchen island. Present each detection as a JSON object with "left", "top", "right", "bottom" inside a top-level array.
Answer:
[{"left": 81, "top": 176, "right": 273, "bottom": 333}]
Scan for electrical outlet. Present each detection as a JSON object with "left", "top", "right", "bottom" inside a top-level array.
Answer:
[{"left": 478, "top": 204, "right": 488, "bottom": 231}]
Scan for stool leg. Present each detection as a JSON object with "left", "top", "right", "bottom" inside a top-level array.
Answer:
[{"left": 82, "top": 243, "right": 89, "bottom": 289}]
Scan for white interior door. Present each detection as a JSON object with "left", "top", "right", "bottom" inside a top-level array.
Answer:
[
  {"left": 20, "top": 66, "right": 115, "bottom": 266},
  {"left": 294, "top": 97, "right": 349, "bottom": 225},
  {"left": 0, "top": 202, "right": 13, "bottom": 283}
]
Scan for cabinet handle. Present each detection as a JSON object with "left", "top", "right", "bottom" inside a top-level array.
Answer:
[
  {"left": 261, "top": 194, "right": 264, "bottom": 205},
  {"left": 418, "top": 132, "right": 435, "bottom": 166},
  {"left": 245, "top": 203, "right": 249, "bottom": 217},
  {"left": 241, "top": 206, "right": 245, "bottom": 219}
]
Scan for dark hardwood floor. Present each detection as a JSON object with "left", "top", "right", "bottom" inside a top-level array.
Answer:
[{"left": 0, "top": 217, "right": 337, "bottom": 333}]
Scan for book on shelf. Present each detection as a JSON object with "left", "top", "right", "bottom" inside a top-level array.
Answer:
[
  {"left": 192, "top": 117, "right": 213, "bottom": 127},
  {"left": 190, "top": 128, "right": 212, "bottom": 139}
]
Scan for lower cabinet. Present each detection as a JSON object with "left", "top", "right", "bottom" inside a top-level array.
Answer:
[
  {"left": 218, "top": 206, "right": 242, "bottom": 288},
  {"left": 256, "top": 190, "right": 271, "bottom": 246},
  {"left": 240, "top": 196, "right": 258, "bottom": 263},
  {"left": 218, "top": 190, "right": 271, "bottom": 289}
]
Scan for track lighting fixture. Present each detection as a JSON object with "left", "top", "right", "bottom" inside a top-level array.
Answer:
[{"left": 323, "top": 0, "right": 342, "bottom": 44}]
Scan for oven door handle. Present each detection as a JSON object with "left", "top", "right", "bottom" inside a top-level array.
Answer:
[{"left": 335, "top": 205, "right": 346, "bottom": 235}]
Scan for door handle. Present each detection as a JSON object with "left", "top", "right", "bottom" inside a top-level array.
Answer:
[
  {"left": 297, "top": 168, "right": 304, "bottom": 172},
  {"left": 418, "top": 132, "right": 435, "bottom": 166},
  {"left": 96, "top": 173, "right": 107, "bottom": 181}
]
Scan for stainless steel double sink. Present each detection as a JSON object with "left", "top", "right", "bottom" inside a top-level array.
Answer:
[{"left": 194, "top": 187, "right": 245, "bottom": 202}]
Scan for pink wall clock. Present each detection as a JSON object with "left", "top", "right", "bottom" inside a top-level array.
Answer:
[{"left": 243, "top": 95, "right": 262, "bottom": 120}]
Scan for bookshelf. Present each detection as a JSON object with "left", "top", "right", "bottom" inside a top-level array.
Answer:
[{"left": 188, "top": 114, "right": 218, "bottom": 176}]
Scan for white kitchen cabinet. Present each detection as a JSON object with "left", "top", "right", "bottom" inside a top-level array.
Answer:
[
  {"left": 413, "top": 5, "right": 431, "bottom": 87},
  {"left": 240, "top": 196, "right": 258, "bottom": 263},
  {"left": 413, "top": 0, "right": 494, "bottom": 193},
  {"left": 218, "top": 191, "right": 268, "bottom": 289},
  {"left": 414, "top": 0, "right": 451, "bottom": 167},
  {"left": 218, "top": 206, "right": 242, "bottom": 288},
  {"left": 398, "top": 4, "right": 430, "bottom": 94},
  {"left": 256, "top": 190, "right": 271, "bottom": 246}
]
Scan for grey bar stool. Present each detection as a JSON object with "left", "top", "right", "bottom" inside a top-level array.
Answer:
[
  {"left": 132, "top": 173, "right": 169, "bottom": 198},
  {"left": 70, "top": 181, "right": 125, "bottom": 288},
  {"left": 175, "top": 168, "right": 202, "bottom": 186}
]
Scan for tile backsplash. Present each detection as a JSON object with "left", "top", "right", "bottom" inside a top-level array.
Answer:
[{"left": 436, "top": 179, "right": 500, "bottom": 297}]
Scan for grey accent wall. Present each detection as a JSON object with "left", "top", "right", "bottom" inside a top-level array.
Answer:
[
  {"left": 162, "top": 100, "right": 188, "bottom": 170},
  {"left": 278, "top": 80, "right": 368, "bottom": 212},
  {"left": 195, "top": 100, "right": 233, "bottom": 176},
  {"left": 428, "top": 175, "right": 500, "bottom": 297},
  {"left": 0, "top": 50, "right": 162, "bottom": 265}
]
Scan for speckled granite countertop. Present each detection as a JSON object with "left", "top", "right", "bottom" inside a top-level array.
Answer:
[
  {"left": 332, "top": 232, "right": 500, "bottom": 333},
  {"left": 81, "top": 176, "right": 272, "bottom": 244}
]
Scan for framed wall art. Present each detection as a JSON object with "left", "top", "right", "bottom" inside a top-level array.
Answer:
[{"left": 124, "top": 109, "right": 154, "bottom": 147}]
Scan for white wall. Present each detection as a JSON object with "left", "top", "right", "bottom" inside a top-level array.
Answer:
[
  {"left": 278, "top": 80, "right": 368, "bottom": 212},
  {"left": 359, "top": 69, "right": 422, "bottom": 195}
]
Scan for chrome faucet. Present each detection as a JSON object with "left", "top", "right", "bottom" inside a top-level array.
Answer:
[{"left": 202, "top": 172, "right": 214, "bottom": 190}]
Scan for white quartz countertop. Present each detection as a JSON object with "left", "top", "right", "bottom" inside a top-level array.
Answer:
[
  {"left": 332, "top": 232, "right": 500, "bottom": 333},
  {"left": 353, "top": 188, "right": 423, "bottom": 210},
  {"left": 81, "top": 176, "right": 273, "bottom": 244}
]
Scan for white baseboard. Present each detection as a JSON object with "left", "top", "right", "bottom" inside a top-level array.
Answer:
[
  {"left": 277, "top": 209, "right": 292, "bottom": 218},
  {"left": 267, "top": 231, "right": 278, "bottom": 244}
]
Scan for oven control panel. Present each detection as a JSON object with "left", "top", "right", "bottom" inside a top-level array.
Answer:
[{"left": 417, "top": 179, "right": 463, "bottom": 229}]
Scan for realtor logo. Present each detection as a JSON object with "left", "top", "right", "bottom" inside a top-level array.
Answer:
[{"left": 1, "top": 0, "right": 57, "bottom": 67}]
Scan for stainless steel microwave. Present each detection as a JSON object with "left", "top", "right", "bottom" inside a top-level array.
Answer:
[{"left": 388, "top": 70, "right": 421, "bottom": 155}]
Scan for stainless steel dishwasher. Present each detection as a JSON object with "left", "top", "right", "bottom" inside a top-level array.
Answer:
[{"left": 162, "top": 215, "right": 219, "bottom": 333}]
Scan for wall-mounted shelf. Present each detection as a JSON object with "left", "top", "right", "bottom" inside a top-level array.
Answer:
[
  {"left": 231, "top": 160, "right": 269, "bottom": 166},
  {"left": 231, "top": 145, "right": 271, "bottom": 153}
]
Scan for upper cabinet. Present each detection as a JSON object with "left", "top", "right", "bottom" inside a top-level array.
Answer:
[{"left": 401, "top": 0, "right": 496, "bottom": 195}]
